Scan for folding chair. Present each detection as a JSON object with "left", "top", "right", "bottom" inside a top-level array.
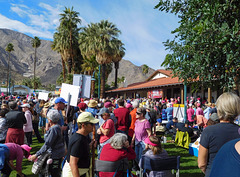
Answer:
[
  {"left": 95, "top": 158, "right": 132, "bottom": 177},
  {"left": 139, "top": 155, "right": 180, "bottom": 177}
]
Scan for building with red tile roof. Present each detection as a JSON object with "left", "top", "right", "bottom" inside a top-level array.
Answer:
[{"left": 106, "top": 69, "right": 219, "bottom": 103}]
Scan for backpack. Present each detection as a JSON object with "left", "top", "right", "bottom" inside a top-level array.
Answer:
[{"left": 0, "top": 144, "right": 9, "bottom": 170}]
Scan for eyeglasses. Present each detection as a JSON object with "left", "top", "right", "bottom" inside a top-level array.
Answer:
[{"left": 136, "top": 112, "right": 142, "bottom": 115}]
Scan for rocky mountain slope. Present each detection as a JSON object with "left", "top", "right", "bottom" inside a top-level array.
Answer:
[
  {"left": 107, "top": 60, "right": 155, "bottom": 87},
  {"left": 0, "top": 28, "right": 155, "bottom": 87},
  {"left": 0, "top": 28, "right": 61, "bottom": 85}
]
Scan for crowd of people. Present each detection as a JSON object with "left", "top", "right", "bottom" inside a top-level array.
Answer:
[{"left": 0, "top": 92, "right": 240, "bottom": 177}]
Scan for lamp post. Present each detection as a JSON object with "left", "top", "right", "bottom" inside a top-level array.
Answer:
[
  {"left": 98, "top": 65, "right": 101, "bottom": 99},
  {"left": 184, "top": 82, "right": 187, "bottom": 121},
  {"left": 91, "top": 71, "right": 96, "bottom": 98}
]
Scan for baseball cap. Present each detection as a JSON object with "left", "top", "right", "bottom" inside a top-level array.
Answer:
[
  {"left": 97, "top": 108, "right": 110, "bottom": 116},
  {"left": 55, "top": 97, "right": 67, "bottom": 104},
  {"left": 77, "top": 112, "right": 99, "bottom": 124},
  {"left": 21, "top": 103, "right": 30, "bottom": 108}
]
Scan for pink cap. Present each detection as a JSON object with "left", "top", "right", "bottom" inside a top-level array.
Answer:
[
  {"left": 21, "top": 144, "right": 32, "bottom": 158},
  {"left": 126, "top": 103, "right": 133, "bottom": 109},
  {"left": 197, "top": 103, "right": 201, "bottom": 107},
  {"left": 144, "top": 137, "right": 159, "bottom": 147}
]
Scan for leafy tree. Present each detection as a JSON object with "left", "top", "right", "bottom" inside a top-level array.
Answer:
[
  {"left": 5, "top": 43, "right": 14, "bottom": 95},
  {"left": 59, "top": 7, "right": 81, "bottom": 73},
  {"left": 142, "top": 64, "right": 149, "bottom": 75},
  {"left": 20, "top": 77, "right": 41, "bottom": 89},
  {"left": 156, "top": 0, "right": 240, "bottom": 91},
  {"left": 56, "top": 73, "right": 73, "bottom": 85},
  {"left": 45, "top": 84, "right": 56, "bottom": 91},
  {"left": 31, "top": 36, "right": 41, "bottom": 91},
  {"left": 111, "top": 76, "right": 125, "bottom": 87},
  {"left": 79, "top": 20, "right": 125, "bottom": 98}
]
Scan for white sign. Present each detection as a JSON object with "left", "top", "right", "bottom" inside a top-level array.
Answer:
[
  {"left": 73, "top": 74, "right": 91, "bottom": 98},
  {"left": 81, "top": 75, "right": 91, "bottom": 98},
  {"left": 38, "top": 92, "right": 49, "bottom": 101},
  {"left": 60, "top": 83, "right": 80, "bottom": 107},
  {"left": 173, "top": 104, "right": 185, "bottom": 122}
]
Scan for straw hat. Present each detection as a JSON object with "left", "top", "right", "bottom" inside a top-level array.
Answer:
[{"left": 88, "top": 100, "right": 98, "bottom": 108}]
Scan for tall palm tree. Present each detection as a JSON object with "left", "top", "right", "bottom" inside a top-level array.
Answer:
[
  {"left": 31, "top": 36, "right": 41, "bottom": 91},
  {"left": 112, "top": 41, "right": 125, "bottom": 88},
  {"left": 52, "top": 29, "right": 69, "bottom": 82},
  {"left": 59, "top": 7, "right": 81, "bottom": 73},
  {"left": 5, "top": 43, "right": 14, "bottom": 95},
  {"left": 79, "top": 20, "right": 125, "bottom": 98}
]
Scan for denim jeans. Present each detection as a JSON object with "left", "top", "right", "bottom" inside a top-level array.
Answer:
[{"left": 135, "top": 141, "right": 146, "bottom": 163}]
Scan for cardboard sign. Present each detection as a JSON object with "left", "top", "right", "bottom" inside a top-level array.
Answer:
[
  {"left": 73, "top": 74, "right": 91, "bottom": 98},
  {"left": 60, "top": 83, "right": 80, "bottom": 107},
  {"left": 38, "top": 92, "right": 49, "bottom": 101},
  {"left": 173, "top": 104, "right": 185, "bottom": 122}
]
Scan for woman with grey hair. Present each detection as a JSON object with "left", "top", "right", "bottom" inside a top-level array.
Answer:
[
  {"left": 99, "top": 133, "right": 136, "bottom": 177},
  {"left": 198, "top": 92, "right": 240, "bottom": 177},
  {"left": 29, "top": 109, "right": 65, "bottom": 177}
]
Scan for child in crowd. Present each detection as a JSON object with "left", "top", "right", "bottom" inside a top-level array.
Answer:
[{"left": 139, "top": 136, "right": 173, "bottom": 177}]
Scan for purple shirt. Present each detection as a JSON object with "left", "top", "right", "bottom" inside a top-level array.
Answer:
[
  {"left": 134, "top": 119, "right": 151, "bottom": 142},
  {"left": 5, "top": 143, "right": 23, "bottom": 171}
]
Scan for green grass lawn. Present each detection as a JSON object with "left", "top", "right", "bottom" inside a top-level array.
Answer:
[
  {"left": 163, "top": 143, "right": 204, "bottom": 177},
  {"left": 10, "top": 137, "right": 204, "bottom": 177}
]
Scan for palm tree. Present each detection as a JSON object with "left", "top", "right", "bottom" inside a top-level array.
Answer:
[
  {"left": 142, "top": 64, "right": 149, "bottom": 75},
  {"left": 31, "top": 36, "right": 41, "bottom": 91},
  {"left": 79, "top": 20, "right": 125, "bottom": 98},
  {"left": 112, "top": 42, "right": 125, "bottom": 88},
  {"left": 5, "top": 43, "right": 14, "bottom": 95},
  {"left": 81, "top": 56, "right": 99, "bottom": 76},
  {"left": 59, "top": 7, "right": 81, "bottom": 73},
  {"left": 52, "top": 29, "right": 69, "bottom": 82}
]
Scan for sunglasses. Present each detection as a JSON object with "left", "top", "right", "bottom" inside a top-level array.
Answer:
[
  {"left": 136, "top": 112, "right": 142, "bottom": 115},
  {"left": 85, "top": 122, "right": 94, "bottom": 126}
]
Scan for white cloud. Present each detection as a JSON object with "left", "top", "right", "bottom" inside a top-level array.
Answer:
[
  {"left": 9, "top": 3, "right": 62, "bottom": 32},
  {"left": 0, "top": 14, "right": 53, "bottom": 39}
]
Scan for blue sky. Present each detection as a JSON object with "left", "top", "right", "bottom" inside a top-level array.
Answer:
[{"left": 0, "top": 0, "right": 179, "bottom": 70}]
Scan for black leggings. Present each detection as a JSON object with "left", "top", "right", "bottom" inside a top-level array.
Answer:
[{"left": 49, "top": 159, "right": 62, "bottom": 177}]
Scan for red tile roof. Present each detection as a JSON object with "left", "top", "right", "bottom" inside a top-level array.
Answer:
[{"left": 107, "top": 76, "right": 183, "bottom": 93}]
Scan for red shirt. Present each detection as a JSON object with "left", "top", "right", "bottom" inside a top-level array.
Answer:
[
  {"left": 99, "top": 143, "right": 136, "bottom": 177},
  {"left": 100, "top": 119, "right": 115, "bottom": 144},
  {"left": 114, "top": 107, "right": 130, "bottom": 131}
]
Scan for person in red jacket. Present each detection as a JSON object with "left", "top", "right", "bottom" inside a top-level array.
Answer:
[
  {"left": 99, "top": 133, "right": 136, "bottom": 177},
  {"left": 113, "top": 99, "right": 130, "bottom": 134}
]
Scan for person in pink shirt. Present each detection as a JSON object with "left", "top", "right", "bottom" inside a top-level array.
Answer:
[
  {"left": 97, "top": 108, "right": 115, "bottom": 153},
  {"left": 187, "top": 104, "right": 195, "bottom": 127},
  {"left": 131, "top": 107, "right": 151, "bottom": 163},
  {"left": 0, "top": 143, "right": 31, "bottom": 177},
  {"left": 21, "top": 103, "right": 33, "bottom": 146},
  {"left": 196, "top": 103, "right": 206, "bottom": 131}
]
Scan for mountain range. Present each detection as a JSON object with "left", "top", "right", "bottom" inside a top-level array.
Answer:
[{"left": 0, "top": 28, "right": 155, "bottom": 88}]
